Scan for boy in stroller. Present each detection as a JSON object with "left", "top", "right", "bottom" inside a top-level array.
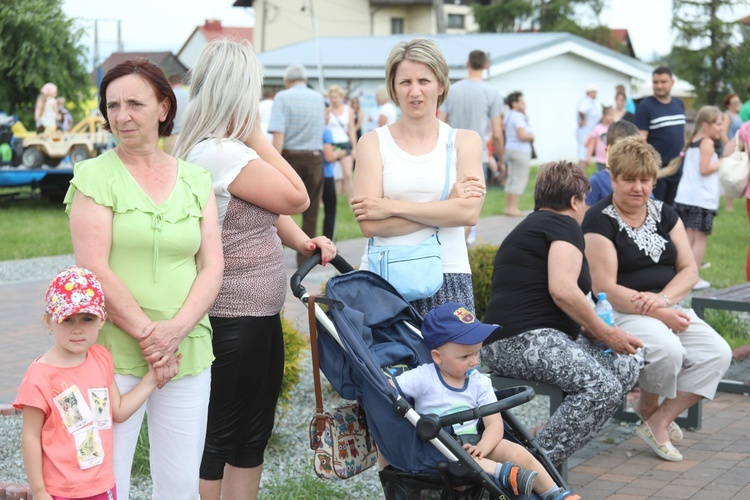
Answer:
[{"left": 392, "top": 302, "right": 579, "bottom": 500}]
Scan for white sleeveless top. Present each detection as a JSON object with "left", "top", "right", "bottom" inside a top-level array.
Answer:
[
  {"left": 329, "top": 105, "right": 351, "bottom": 143},
  {"left": 359, "top": 121, "right": 471, "bottom": 274},
  {"left": 674, "top": 140, "right": 720, "bottom": 210}
]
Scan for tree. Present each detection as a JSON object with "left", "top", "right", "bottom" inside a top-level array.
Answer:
[
  {"left": 0, "top": 0, "right": 90, "bottom": 128},
  {"left": 471, "top": 0, "right": 625, "bottom": 54},
  {"left": 669, "top": 0, "right": 750, "bottom": 106}
]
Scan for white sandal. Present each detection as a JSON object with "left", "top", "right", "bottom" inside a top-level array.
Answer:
[
  {"left": 637, "top": 423, "right": 683, "bottom": 462},
  {"left": 631, "top": 398, "right": 683, "bottom": 442}
]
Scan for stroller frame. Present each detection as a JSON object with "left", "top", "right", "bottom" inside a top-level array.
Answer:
[{"left": 291, "top": 254, "right": 568, "bottom": 499}]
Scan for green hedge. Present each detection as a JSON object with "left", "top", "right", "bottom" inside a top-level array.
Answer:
[{"left": 469, "top": 243, "right": 498, "bottom": 321}]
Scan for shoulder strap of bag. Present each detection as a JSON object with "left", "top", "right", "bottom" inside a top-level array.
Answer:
[
  {"left": 308, "top": 295, "right": 327, "bottom": 432},
  {"left": 369, "top": 127, "right": 455, "bottom": 247},
  {"left": 440, "top": 127, "right": 455, "bottom": 201}
]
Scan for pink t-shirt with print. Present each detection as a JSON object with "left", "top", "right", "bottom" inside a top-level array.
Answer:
[{"left": 14, "top": 345, "right": 115, "bottom": 498}]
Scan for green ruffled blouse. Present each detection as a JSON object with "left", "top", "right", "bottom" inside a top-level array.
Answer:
[{"left": 64, "top": 150, "right": 214, "bottom": 379}]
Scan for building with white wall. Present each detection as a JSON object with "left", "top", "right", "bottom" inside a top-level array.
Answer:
[{"left": 257, "top": 32, "right": 653, "bottom": 163}]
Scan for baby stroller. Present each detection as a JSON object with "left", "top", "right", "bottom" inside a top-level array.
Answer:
[{"left": 291, "top": 254, "right": 568, "bottom": 500}]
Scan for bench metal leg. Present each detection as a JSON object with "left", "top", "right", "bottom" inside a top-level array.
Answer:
[{"left": 613, "top": 395, "right": 703, "bottom": 430}]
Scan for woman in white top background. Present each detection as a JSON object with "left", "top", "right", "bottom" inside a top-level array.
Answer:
[
  {"left": 328, "top": 85, "right": 358, "bottom": 199},
  {"left": 350, "top": 38, "right": 486, "bottom": 317},
  {"left": 375, "top": 86, "right": 399, "bottom": 127}
]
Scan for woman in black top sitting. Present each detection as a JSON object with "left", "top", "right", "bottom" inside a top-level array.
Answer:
[
  {"left": 481, "top": 161, "right": 642, "bottom": 467},
  {"left": 582, "top": 136, "right": 731, "bottom": 462}
]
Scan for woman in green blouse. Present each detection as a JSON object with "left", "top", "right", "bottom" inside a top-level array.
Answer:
[{"left": 64, "top": 59, "right": 224, "bottom": 499}]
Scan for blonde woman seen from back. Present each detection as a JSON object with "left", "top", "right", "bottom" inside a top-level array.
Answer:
[{"left": 174, "top": 39, "right": 336, "bottom": 500}]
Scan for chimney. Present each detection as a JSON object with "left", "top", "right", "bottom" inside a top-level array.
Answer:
[{"left": 204, "top": 19, "right": 222, "bottom": 31}]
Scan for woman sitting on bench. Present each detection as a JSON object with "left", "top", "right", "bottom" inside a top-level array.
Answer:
[
  {"left": 481, "top": 161, "right": 643, "bottom": 468},
  {"left": 582, "top": 136, "right": 732, "bottom": 462}
]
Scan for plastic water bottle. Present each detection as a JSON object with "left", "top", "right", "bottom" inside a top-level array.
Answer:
[
  {"left": 595, "top": 292, "right": 614, "bottom": 326},
  {"left": 595, "top": 292, "right": 614, "bottom": 354}
]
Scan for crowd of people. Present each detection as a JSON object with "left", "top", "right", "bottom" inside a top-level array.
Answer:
[{"left": 12, "top": 36, "right": 742, "bottom": 499}]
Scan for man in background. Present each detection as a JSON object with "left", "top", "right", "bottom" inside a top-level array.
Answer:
[
  {"left": 439, "top": 49, "right": 504, "bottom": 244},
  {"left": 163, "top": 73, "right": 189, "bottom": 154},
  {"left": 634, "top": 66, "right": 686, "bottom": 204},
  {"left": 268, "top": 64, "right": 326, "bottom": 265}
]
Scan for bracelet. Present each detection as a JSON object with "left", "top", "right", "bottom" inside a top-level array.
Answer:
[{"left": 660, "top": 293, "right": 671, "bottom": 307}]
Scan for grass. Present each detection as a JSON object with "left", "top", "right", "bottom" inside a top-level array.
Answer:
[
  {"left": 258, "top": 473, "right": 349, "bottom": 500},
  {"left": 0, "top": 188, "right": 72, "bottom": 260}
]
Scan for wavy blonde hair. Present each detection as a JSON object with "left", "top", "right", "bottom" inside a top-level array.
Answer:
[{"left": 174, "top": 38, "right": 263, "bottom": 159}]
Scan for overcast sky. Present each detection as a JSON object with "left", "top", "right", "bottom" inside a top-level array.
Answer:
[{"left": 62, "top": 0, "right": 750, "bottom": 68}]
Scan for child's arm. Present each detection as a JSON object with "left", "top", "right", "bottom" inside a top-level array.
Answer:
[
  {"left": 585, "top": 135, "right": 596, "bottom": 165},
  {"left": 699, "top": 137, "right": 721, "bottom": 176},
  {"left": 463, "top": 413, "right": 505, "bottom": 460},
  {"left": 110, "top": 354, "right": 181, "bottom": 422},
  {"left": 21, "top": 406, "right": 53, "bottom": 500}
]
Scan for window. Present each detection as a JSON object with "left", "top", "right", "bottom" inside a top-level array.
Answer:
[
  {"left": 391, "top": 17, "right": 404, "bottom": 34},
  {"left": 447, "top": 14, "right": 465, "bottom": 30}
]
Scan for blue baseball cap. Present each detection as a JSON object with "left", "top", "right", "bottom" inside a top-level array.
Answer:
[{"left": 422, "top": 302, "right": 501, "bottom": 349}]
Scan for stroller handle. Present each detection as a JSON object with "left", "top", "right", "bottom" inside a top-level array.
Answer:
[
  {"left": 290, "top": 251, "right": 355, "bottom": 299},
  {"left": 438, "top": 385, "right": 535, "bottom": 429}
]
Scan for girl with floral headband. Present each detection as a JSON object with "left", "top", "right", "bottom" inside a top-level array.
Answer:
[{"left": 14, "top": 266, "right": 179, "bottom": 500}]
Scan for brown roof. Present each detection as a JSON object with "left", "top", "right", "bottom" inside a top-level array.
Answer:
[
  {"left": 91, "top": 52, "right": 188, "bottom": 83},
  {"left": 198, "top": 19, "right": 253, "bottom": 44}
]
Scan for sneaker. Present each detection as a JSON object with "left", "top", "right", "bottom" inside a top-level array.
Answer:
[
  {"left": 548, "top": 488, "right": 582, "bottom": 500},
  {"left": 494, "top": 462, "right": 537, "bottom": 497},
  {"left": 700, "top": 261, "right": 711, "bottom": 270},
  {"left": 693, "top": 279, "right": 711, "bottom": 290}
]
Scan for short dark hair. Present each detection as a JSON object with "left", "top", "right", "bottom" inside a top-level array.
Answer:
[
  {"left": 99, "top": 59, "right": 176, "bottom": 137},
  {"left": 506, "top": 91, "right": 523, "bottom": 108},
  {"left": 606, "top": 120, "right": 640, "bottom": 147},
  {"left": 534, "top": 161, "right": 590, "bottom": 211},
  {"left": 468, "top": 50, "right": 488, "bottom": 70},
  {"left": 723, "top": 92, "right": 739, "bottom": 109},
  {"left": 653, "top": 66, "right": 673, "bottom": 78}
]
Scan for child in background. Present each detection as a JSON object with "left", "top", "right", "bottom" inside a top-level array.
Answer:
[
  {"left": 671, "top": 106, "right": 724, "bottom": 290},
  {"left": 14, "top": 266, "right": 179, "bottom": 500},
  {"left": 586, "top": 106, "right": 615, "bottom": 171},
  {"left": 322, "top": 101, "right": 346, "bottom": 240},
  {"left": 393, "top": 303, "right": 579, "bottom": 500},
  {"left": 585, "top": 120, "right": 643, "bottom": 208}
]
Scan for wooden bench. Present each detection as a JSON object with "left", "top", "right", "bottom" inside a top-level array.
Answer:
[
  {"left": 489, "top": 376, "right": 569, "bottom": 481},
  {"left": 692, "top": 282, "right": 750, "bottom": 395}
]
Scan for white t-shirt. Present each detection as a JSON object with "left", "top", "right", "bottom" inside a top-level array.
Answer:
[
  {"left": 258, "top": 99, "right": 274, "bottom": 142},
  {"left": 359, "top": 121, "right": 471, "bottom": 274},
  {"left": 378, "top": 102, "right": 399, "bottom": 126},
  {"left": 185, "top": 139, "right": 259, "bottom": 225},
  {"left": 328, "top": 105, "right": 351, "bottom": 143},
  {"left": 394, "top": 363, "right": 496, "bottom": 435}
]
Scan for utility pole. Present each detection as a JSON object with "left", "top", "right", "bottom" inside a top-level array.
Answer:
[
  {"left": 309, "top": 0, "right": 325, "bottom": 90},
  {"left": 117, "top": 20, "right": 123, "bottom": 52},
  {"left": 93, "top": 19, "right": 99, "bottom": 72},
  {"left": 433, "top": 0, "right": 445, "bottom": 34},
  {"left": 261, "top": 0, "right": 266, "bottom": 52}
]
